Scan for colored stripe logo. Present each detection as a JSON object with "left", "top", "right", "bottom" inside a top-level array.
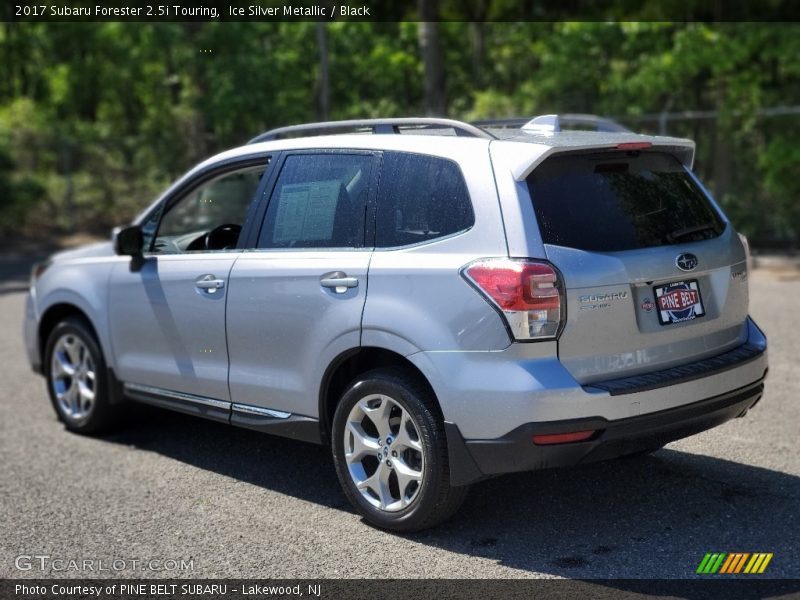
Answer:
[{"left": 697, "top": 553, "right": 773, "bottom": 574}]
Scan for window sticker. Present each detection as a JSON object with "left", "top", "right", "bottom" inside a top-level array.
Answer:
[{"left": 272, "top": 180, "right": 341, "bottom": 243}]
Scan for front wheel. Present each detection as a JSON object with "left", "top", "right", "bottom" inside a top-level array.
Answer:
[
  {"left": 331, "top": 368, "right": 468, "bottom": 532},
  {"left": 44, "top": 317, "right": 119, "bottom": 434}
]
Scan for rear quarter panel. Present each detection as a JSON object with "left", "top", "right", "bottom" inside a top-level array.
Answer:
[{"left": 361, "top": 142, "right": 511, "bottom": 354}]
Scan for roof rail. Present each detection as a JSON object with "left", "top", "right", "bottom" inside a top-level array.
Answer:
[
  {"left": 248, "top": 118, "right": 496, "bottom": 144},
  {"left": 473, "top": 114, "right": 631, "bottom": 134}
]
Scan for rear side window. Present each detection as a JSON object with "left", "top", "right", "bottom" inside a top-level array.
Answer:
[
  {"left": 258, "top": 153, "right": 372, "bottom": 249},
  {"left": 376, "top": 152, "right": 473, "bottom": 247},
  {"left": 527, "top": 152, "right": 725, "bottom": 252}
]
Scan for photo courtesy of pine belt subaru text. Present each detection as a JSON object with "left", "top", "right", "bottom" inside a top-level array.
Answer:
[{"left": 23, "top": 115, "right": 768, "bottom": 532}]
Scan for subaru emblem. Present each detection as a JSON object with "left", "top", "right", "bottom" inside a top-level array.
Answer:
[{"left": 675, "top": 253, "right": 698, "bottom": 272}]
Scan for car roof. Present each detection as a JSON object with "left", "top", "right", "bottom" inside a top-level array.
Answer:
[
  {"left": 177, "top": 116, "right": 696, "bottom": 201},
  {"left": 135, "top": 124, "right": 696, "bottom": 224},
  {"left": 237, "top": 128, "right": 695, "bottom": 180}
]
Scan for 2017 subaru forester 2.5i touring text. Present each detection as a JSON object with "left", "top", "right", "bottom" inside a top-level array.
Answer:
[{"left": 24, "top": 115, "right": 768, "bottom": 531}]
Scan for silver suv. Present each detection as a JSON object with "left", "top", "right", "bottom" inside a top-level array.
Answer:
[{"left": 24, "top": 116, "right": 768, "bottom": 531}]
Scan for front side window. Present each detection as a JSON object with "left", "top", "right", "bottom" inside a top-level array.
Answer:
[
  {"left": 376, "top": 152, "right": 474, "bottom": 247},
  {"left": 257, "top": 153, "right": 372, "bottom": 249},
  {"left": 152, "top": 163, "right": 267, "bottom": 253}
]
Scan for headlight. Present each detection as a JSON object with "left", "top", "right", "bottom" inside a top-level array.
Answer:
[{"left": 30, "top": 260, "right": 52, "bottom": 288}]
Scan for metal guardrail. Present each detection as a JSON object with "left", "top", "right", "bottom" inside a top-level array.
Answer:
[
  {"left": 615, "top": 105, "right": 800, "bottom": 135},
  {"left": 249, "top": 107, "right": 791, "bottom": 142}
]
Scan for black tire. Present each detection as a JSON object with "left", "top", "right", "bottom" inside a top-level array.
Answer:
[
  {"left": 44, "top": 316, "right": 119, "bottom": 435},
  {"left": 331, "top": 367, "right": 468, "bottom": 532}
]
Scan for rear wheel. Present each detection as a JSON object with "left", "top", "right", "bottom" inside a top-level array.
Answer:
[
  {"left": 44, "top": 317, "right": 119, "bottom": 434},
  {"left": 331, "top": 368, "right": 468, "bottom": 531}
]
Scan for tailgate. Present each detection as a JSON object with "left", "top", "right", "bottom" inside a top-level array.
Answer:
[{"left": 526, "top": 149, "right": 750, "bottom": 384}]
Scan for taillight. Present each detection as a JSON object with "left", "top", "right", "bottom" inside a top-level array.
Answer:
[
  {"left": 462, "top": 258, "right": 564, "bottom": 341},
  {"left": 738, "top": 232, "right": 751, "bottom": 262},
  {"left": 30, "top": 260, "right": 51, "bottom": 288},
  {"left": 532, "top": 430, "right": 595, "bottom": 445},
  {"left": 616, "top": 142, "right": 652, "bottom": 150}
]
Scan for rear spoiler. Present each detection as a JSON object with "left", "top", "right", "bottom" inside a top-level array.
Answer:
[{"left": 505, "top": 137, "right": 696, "bottom": 181}]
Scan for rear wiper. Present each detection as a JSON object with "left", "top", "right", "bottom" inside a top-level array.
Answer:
[{"left": 666, "top": 222, "right": 718, "bottom": 243}]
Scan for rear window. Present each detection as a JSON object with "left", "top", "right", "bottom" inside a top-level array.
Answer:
[
  {"left": 527, "top": 152, "right": 725, "bottom": 252},
  {"left": 258, "top": 153, "right": 372, "bottom": 249}
]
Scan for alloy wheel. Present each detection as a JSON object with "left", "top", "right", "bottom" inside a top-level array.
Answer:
[
  {"left": 50, "top": 333, "right": 96, "bottom": 422},
  {"left": 343, "top": 394, "right": 425, "bottom": 512}
]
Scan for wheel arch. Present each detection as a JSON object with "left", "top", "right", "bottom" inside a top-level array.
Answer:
[
  {"left": 39, "top": 301, "right": 125, "bottom": 405},
  {"left": 318, "top": 346, "right": 440, "bottom": 445},
  {"left": 38, "top": 303, "right": 102, "bottom": 367}
]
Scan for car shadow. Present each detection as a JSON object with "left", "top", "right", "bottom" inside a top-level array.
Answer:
[{"left": 102, "top": 406, "right": 800, "bottom": 583}]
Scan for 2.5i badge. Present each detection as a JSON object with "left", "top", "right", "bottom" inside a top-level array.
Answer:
[{"left": 654, "top": 279, "right": 705, "bottom": 325}]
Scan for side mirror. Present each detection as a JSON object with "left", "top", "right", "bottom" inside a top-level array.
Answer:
[{"left": 112, "top": 225, "right": 144, "bottom": 257}]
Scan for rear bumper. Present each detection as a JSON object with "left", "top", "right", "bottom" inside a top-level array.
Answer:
[
  {"left": 582, "top": 327, "right": 766, "bottom": 396},
  {"left": 444, "top": 318, "right": 768, "bottom": 485},
  {"left": 449, "top": 375, "right": 766, "bottom": 484},
  {"left": 413, "top": 318, "right": 767, "bottom": 442}
]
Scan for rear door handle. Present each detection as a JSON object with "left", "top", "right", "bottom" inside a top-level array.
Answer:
[
  {"left": 320, "top": 272, "right": 359, "bottom": 293},
  {"left": 195, "top": 274, "right": 225, "bottom": 293}
]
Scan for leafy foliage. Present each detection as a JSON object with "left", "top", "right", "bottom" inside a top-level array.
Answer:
[{"left": 0, "top": 21, "right": 798, "bottom": 246}]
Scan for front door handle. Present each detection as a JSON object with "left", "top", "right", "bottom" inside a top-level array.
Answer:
[
  {"left": 320, "top": 272, "right": 359, "bottom": 293},
  {"left": 195, "top": 274, "right": 225, "bottom": 293}
]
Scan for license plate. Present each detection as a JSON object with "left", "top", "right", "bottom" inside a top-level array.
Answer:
[{"left": 653, "top": 279, "right": 705, "bottom": 325}]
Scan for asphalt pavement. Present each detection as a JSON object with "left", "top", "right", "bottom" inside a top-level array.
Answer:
[{"left": 1, "top": 251, "right": 798, "bottom": 581}]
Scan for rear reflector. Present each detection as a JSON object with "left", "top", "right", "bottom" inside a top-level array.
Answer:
[
  {"left": 616, "top": 142, "right": 652, "bottom": 150},
  {"left": 462, "top": 259, "right": 563, "bottom": 340},
  {"left": 532, "top": 430, "right": 595, "bottom": 445}
]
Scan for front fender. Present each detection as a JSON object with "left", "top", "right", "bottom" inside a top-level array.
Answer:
[{"left": 34, "top": 258, "right": 117, "bottom": 368}]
